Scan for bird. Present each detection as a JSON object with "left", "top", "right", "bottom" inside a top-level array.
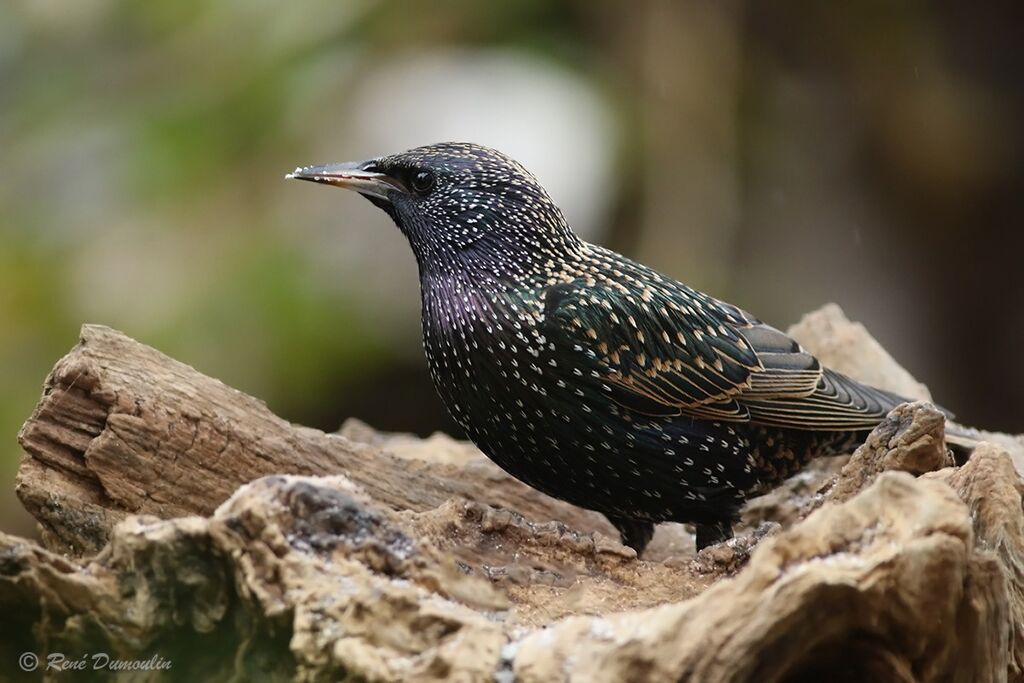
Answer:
[{"left": 287, "top": 142, "right": 933, "bottom": 555}]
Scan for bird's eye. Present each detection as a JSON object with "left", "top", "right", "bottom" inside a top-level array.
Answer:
[{"left": 411, "top": 170, "right": 436, "bottom": 195}]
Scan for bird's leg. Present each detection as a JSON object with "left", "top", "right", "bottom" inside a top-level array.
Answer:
[
  {"left": 607, "top": 515, "right": 656, "bottom": 557},
  {"left": 695, "top": 520, "right": 734, "bottom": 550}
]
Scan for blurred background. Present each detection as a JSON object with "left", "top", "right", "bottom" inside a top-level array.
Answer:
[{"left": 1, "top": 1, "right": 1021, "bottom": 536}]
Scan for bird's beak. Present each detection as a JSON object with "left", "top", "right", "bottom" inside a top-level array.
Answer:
[{"left": 285, "top": 161, "right": 406, "bottom": 202}]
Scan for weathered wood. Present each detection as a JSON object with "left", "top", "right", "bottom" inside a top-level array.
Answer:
[
  {"left": 514, "top": 470, "right": 1012, "bottom": 683},
  {"left": 16, "top": 324, "right": 616, "bottom": 556},
  {"left": 4, "top": 437, "right": 1024, "bottom": 681},
  {"left": 5, "top": 311, "right": 1024, "bottom": 682}
]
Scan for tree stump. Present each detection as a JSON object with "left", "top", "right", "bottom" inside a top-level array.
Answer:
[{"left": 4, "top": 307, "right": 1024, "bottom": 682}]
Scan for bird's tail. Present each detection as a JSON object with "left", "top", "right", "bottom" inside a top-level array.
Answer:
[{"left": 944, "top": 421, "right": 986, "bottom": 465}]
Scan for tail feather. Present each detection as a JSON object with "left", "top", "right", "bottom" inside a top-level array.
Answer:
[{"left": 942, "top": 419, "right": 1007, "bottom": 466}]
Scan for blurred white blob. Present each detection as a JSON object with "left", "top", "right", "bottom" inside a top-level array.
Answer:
[{"left": 346, "top": 49, "right": 616, "bottom": 241}]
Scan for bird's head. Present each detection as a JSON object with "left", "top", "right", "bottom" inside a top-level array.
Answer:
[{"left": 288, "top": 142, "right": 581, "bottom": 278}]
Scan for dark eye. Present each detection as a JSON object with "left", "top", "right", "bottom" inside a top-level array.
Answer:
[{"left": 411, "top": 169, "right": 436, "bottom": 195}]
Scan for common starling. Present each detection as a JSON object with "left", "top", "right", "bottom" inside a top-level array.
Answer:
[{"left": 287, "top": 143, "right": 920, "bottom": 554}]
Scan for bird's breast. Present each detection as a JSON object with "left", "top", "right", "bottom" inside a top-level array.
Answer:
[{"left": 420, "top": 280, "right": 555, "bottom": 439}]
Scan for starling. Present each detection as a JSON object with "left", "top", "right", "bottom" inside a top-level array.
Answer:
[{"left": 287, "top": 143, "right": 921, "bottom": 554}]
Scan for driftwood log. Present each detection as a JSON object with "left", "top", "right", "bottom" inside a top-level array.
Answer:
[{"left": 3, "top": 304, "right": 1024, "bottom": 682}]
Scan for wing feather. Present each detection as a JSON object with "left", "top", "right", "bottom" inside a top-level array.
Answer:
[{"left": 542, "top": 264, "right": 909, "bottom": 431}]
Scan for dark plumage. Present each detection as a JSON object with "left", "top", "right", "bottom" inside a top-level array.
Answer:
[{"left": 288, "top": 142, "right": 919, "bottom": 554}]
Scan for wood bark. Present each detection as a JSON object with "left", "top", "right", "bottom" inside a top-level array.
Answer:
[
  {"left": 4, "top": 309, "right": 1024, "bottom": 682},
  {"left": 15, "top": 324, "right": 616, "bottom": 556}
]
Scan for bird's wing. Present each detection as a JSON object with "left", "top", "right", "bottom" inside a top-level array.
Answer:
[
  {"left": 541, "top": 278, "right": 760, "bottom": 420},
  {"left": 541, "top": 278, "right": 904, "bottom": 429}
]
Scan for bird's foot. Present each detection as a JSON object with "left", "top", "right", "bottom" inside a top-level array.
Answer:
[
  {"left": 694, "top": 520, "right": 734, "bottom": 551},
  {"left": 607, "top": 515, "right": 656, "bottom": 558}
]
